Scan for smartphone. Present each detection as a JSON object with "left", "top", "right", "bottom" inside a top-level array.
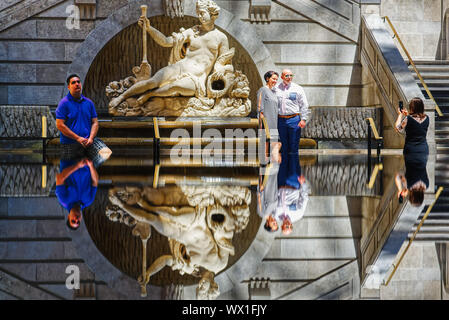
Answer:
[
  {"left": 399, "top": 194, "right": 403, "bottom": 203},
  {"left": 399, "top": 101, "right": 403, "bottom": 112}
]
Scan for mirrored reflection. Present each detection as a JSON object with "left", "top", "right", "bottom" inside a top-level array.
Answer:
[
  {"left": 55, "top": 146, "right": 111, "bottom": 230},
  {"left": 56, "top": 157, "right": 99, "bottom": 230},
  {"left": 395, "top": 153, "right": 429, "bottom": 207},
  {"left": 258, "top": 154, "right": 310, "bottom": 236},
  {"left": 91, "top": 181, "right": 255, "bottom": 299},
  {"left": 276, "top": 154, "right": 310, "bottom": 235}
]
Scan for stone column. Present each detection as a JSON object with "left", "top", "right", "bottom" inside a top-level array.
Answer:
[{"left": 446, "top": 9, "right": 449, "bottom": 60}]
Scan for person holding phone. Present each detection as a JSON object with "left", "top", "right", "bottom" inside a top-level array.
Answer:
[{"left": 394, "top": 97, "right": 429, "bottom": 206}]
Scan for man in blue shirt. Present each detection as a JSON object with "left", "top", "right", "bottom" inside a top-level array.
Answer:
[
  {"left": 56, "top": 157, "right": 98, "bottom": 230},
  {"left": 56, "top": 74, "right": 100, "bottom": 151}
]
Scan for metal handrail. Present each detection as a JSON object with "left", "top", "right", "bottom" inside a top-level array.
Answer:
[
  {"left": 367, "top": 163, "right": 383, "bottom": 189},
  {"left": 384, "top": 186, "right": 444, "bottom": 286},
  {"left": 366, "top": 117, "right": 382, "bottom": 141},
  {"left": 383, "top": 16, "right": 443, "bottom": 117}
]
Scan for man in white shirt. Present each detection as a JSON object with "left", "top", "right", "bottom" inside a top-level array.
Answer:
[{"left": 276, "top": 69, "right": 310, "bottom": 156}]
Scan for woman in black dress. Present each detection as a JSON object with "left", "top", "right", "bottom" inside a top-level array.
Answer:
[{"left": 395, "top": 97, "right": 429, "bottom": 206}]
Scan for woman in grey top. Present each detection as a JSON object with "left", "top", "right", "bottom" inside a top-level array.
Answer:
[{"left": 258, "top": 71, "right": 281, "bottom": 163}]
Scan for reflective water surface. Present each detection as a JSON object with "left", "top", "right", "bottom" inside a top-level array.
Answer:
[{"left": 0, "top": 150, "right": 437, "bottom": 300}]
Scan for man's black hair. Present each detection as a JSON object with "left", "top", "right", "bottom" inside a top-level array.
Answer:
[
  {"left": 66, "top": 216, "right": 80, "bottom": 231},
  {"left": 66, "top": 74, "right": 81, "bottom": 85}
]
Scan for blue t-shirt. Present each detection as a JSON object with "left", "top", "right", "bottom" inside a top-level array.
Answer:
[
  {"left": 55, "top": 93, "right": 98, "bottom": 144},
  {"left": 55, "top": 160, "right": 97, "bottom": 212}
]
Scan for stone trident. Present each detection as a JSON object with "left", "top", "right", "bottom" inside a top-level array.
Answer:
[{"left": 132, "top": 5, "right": 152, "bottom": 82}]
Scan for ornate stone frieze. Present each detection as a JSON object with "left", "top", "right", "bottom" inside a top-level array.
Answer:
[
  {"left": 302, "top": 107, "right": 380, "bottom": 139},
  {"left": 164, "top": 0, "right": 184, "bottom": 18},
  {"left": 249, "top": 0, "right": 271, "bottom": 23},
  {"left": 0, "top": 106, "right": 59, "bottom": 138},
  {"left": 74, "top": 0, "right": 96, "bottom": 20}
]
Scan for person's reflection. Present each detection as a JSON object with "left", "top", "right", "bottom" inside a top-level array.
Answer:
[
  {"left": 56, "top": 157, "right": 99, "bottom": 230},
  {"left": 276, "top": 153, "right": 310, "bottom": 235},
  {"left": 395, "top": 153, "right": 429, "bottom": 207},
  {"left": 258, "top": 163, "right": 280, "bottom": 233}
]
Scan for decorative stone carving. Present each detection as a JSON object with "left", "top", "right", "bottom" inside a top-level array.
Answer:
[
  {"left": 106, "top": 0, "right": 251, "bottom": 117},
  {"left": 164, "top": 0, "right": 184, "bottom": 18},
  {"left": 0, "top": 106, "right": 59, "bottom": 138},
  {"left": 303, "top": 160, "right": 377, "bottom": 196},
  {"left": 302, "top": 107, "right": 380, "bottom": 139},
  {"left": 0, "top": 164, "right": 57, "bottom": 197},
  {"left": 74, "top": 0, "right": 96, "bottom": 20},
  {"left": 249, "top": 0, "right": 271, "bottom": 23},
  {"left": 106, "top": 184, "right": 251, "bottom": 299}
]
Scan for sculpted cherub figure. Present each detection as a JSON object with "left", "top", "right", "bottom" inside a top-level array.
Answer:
[{"left": 109, "top": 0, "right": 234, "bottom": 109}]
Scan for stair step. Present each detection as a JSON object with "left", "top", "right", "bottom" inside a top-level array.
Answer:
[
  {"left": 416, "top": 80, "right": 449, "bottom": 86},
  {"left": 408, "top": 60, "right": 449, "bottom": 65},
  {"left": 265, "top": 238, "right": 357, "bottom": 260},
  {"left": 407, "top": 233, "right": 449, "bottom": 241},
  {"left": 413, "top": 73, "right": 449, "bottom": 79},
  {"left": 417, "top": 212, "right": 449, "bottom": 219},
  {"left": 0, "top": 198, "right": 64, "bottom": 217}
]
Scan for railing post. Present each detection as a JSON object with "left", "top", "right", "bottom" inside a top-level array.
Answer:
[
  {"left": 367, "top": 119, "right": 372, "bottom": 182},
  {"left": 153, "top": 117, "right": 160, "bottom": 165}
]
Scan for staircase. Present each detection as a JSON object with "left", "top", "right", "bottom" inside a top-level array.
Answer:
[
  {"left": 409, "top": 60, "right": 449, "bottom": 154},
  {"left": 407, "top": 60, "right": 449, "bottom": 241}
]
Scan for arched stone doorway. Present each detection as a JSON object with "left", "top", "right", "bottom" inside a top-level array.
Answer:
[{"left": 68, "top": 0, "right": 275, "bottom": 117}]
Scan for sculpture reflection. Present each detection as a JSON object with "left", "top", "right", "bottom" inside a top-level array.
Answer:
[
  {"left": 56, "top": 157, "right": 99, "bottom": 230},
  {"left": 107, "top": 185, "right": 251, "bottom": 299}
]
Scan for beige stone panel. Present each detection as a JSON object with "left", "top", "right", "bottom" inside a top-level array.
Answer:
[
  {"left": 396, "top": 268, "right": 420, "bottom": 281},
  {"left": 270, "top": 1, "right": 310, "bottom": 20},
  {"left": 279, "top": 43, "right": 337, "bottom": 64},
  {"left": 400, "top": 243, "right": 423, "bottom": 269},
  {"left": 422, "top": 243, "right": 439, "bottom": 268},
  {"left": 64, "top": 41, "right": 82, "bottom": 61},
  {"left": 377, "top": 62, "right": 391, "bottom": 99},
  {"left": 215, "top": 0, "right": 249, "bottom": 20},
  {"left": 382, "top": 0, "right": 424, "bottom": 21},
  {"left": 302, "top": 86, "right": 335, "bottom": 106},
  {"left": 294, "top": 217, "right": 358, "bottom": 237},
  {"left": 307, "top": 23, "right": 352, "bottom": 42},
  {"left": 423, "top": 281, "right": 442, "bottom": 299},
  {"left": 395, "top": 33, "right": 424, "bottom": 60},
  {"left": 390, "top": 21, "right": 419, "bottom": 34},
  {"left": 255, "top": 22, "right": 310, "bottom": 42},
  {"left": 391, "top": 280, "right": 424, "bottom": 299},
  {"left": 37, "top": 20, "right": 95, "bottom": 40},
  {"left": 377, "top": 210, "right": 390, "bottom": 244},
  {"left": 362, "top": 237, "right": 376, "bottom": 275},
  {"left": 423, "top": 33, "right": 442, "bottom": 59},
  {"left": 419, "top": 21, "right": 443, "bottom": 34},
  {"left": 36, "top": 0, "right": 74, "bottom": 17},
  {"left": 276, "top": 43, "right": 357, "bottom": 64},
  {"left": 363, "top": 33, "right": 376, "bottom": 68},
  {"left": 423, "top": 0, "right": 442, "bottom": 21},
  {"left": 276, "top": 64, "right": 362, "bottom": 85},
  {"left": 361, "top": 5, "right": 380, "bottom": 15},
  {"left": 96, "top": 0, "right": 129, "bottom": 18}
]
